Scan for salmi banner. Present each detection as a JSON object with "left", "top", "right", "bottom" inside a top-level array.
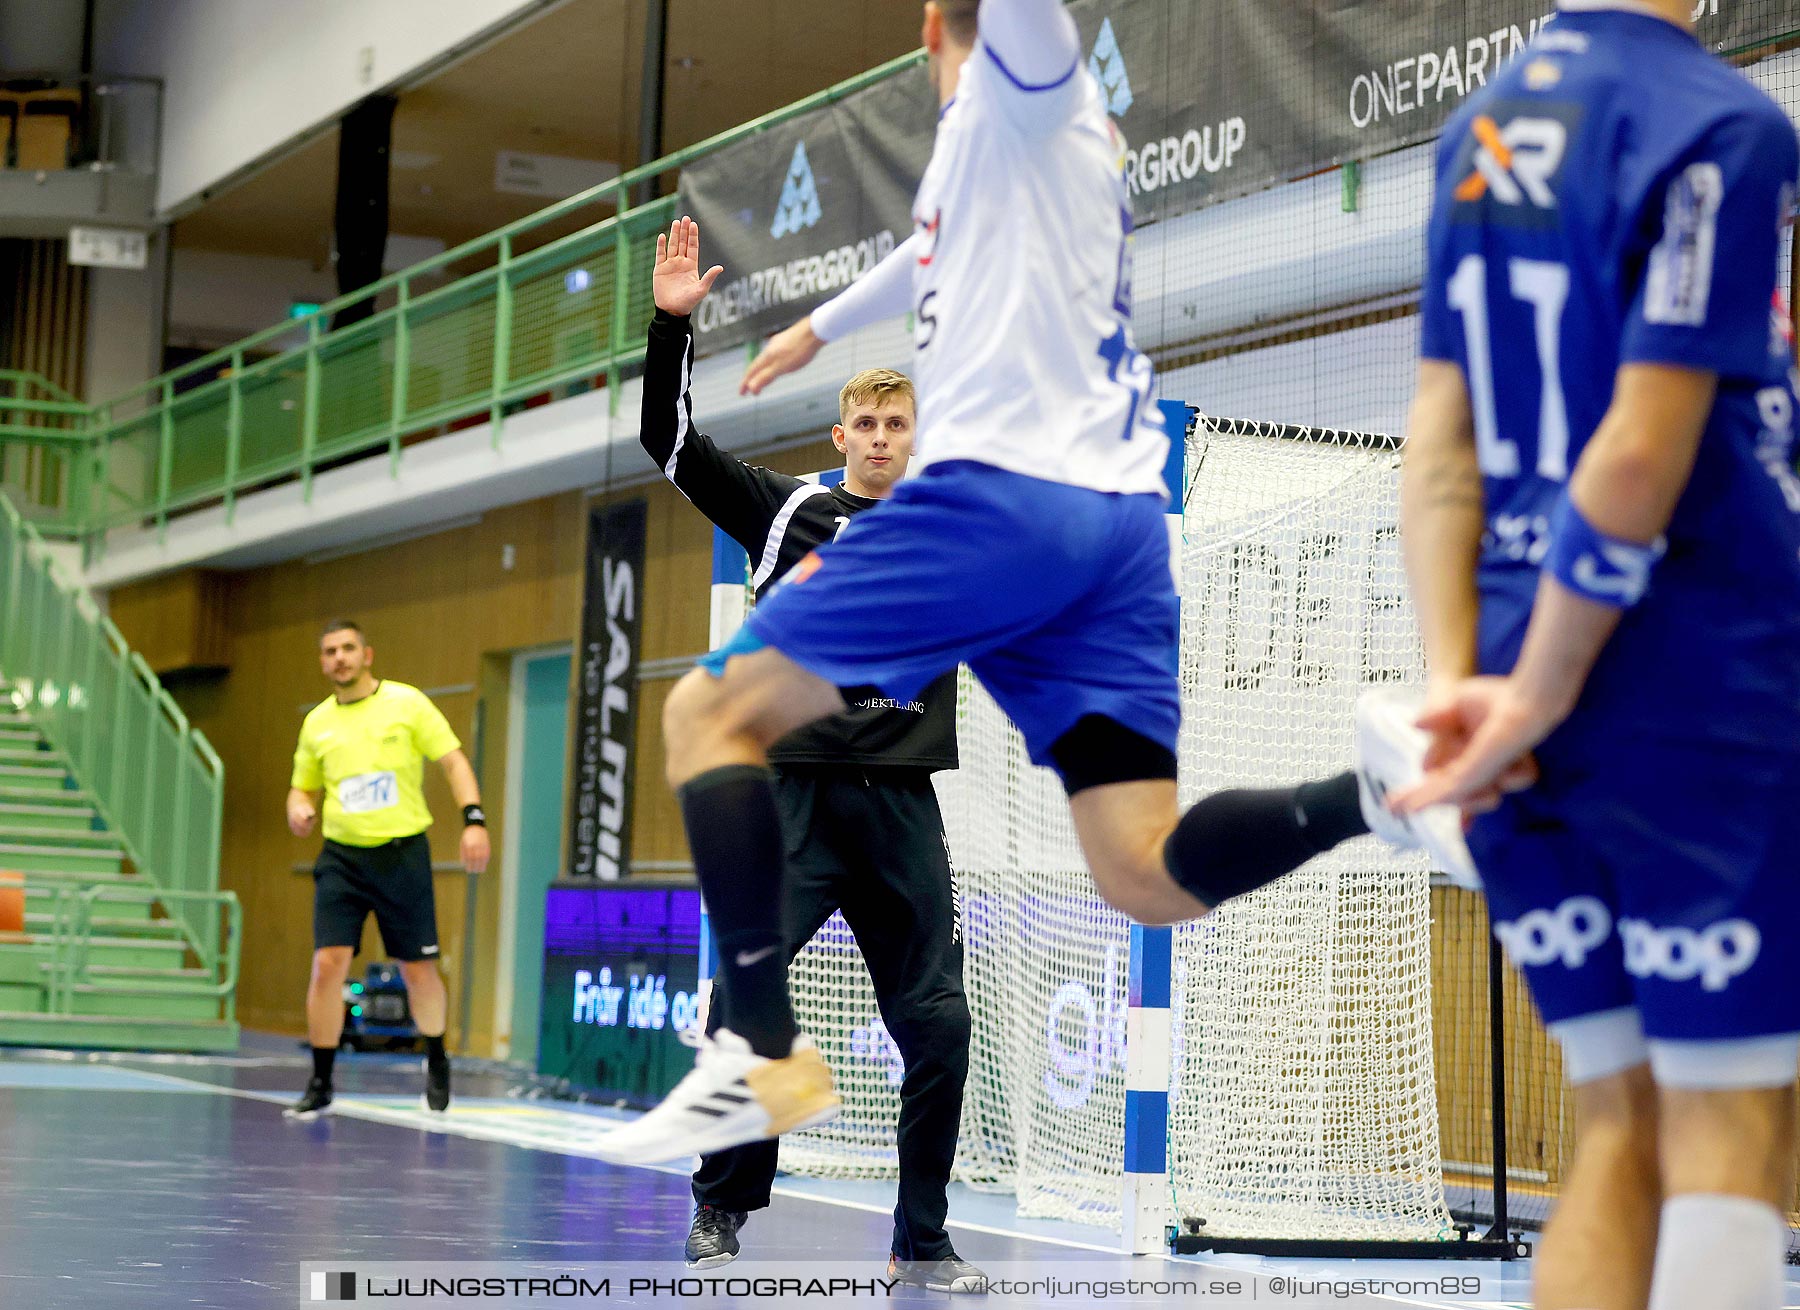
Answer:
[
  {"left": 679, "top": 0, "right": 1792, "bottom": 352},
  {"left": 567, "top": 498, "right": 647, "bottom": 881}
]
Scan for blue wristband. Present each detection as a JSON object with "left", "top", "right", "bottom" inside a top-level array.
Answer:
[{"left": 1545, "top": 492, "right": 1665, "bottom": 609}]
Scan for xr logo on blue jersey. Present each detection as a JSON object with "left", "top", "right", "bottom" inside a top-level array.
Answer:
[
  {"left": 1449, "top": 101, "right": 1582, "bottom": 230},
  {"left": 1455, "top": 114, "right": 1568, "bottom": 208}
]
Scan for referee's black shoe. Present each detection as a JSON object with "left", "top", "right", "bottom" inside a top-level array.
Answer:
[
  {"left": 888, "top": 1254, "right": 989, "bottom": 1294},
  {"left": 423, "top": 1057, "right": 451, "bottom": 1113},
  {"left": 284, "top": 1078, "right": 333, "bottom": 1121},
  {"left": 685, "top": 1206, "right": 747, "bottom": 1269}
]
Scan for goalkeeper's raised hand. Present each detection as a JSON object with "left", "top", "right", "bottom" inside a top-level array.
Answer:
[{"left": 653, "top": 216, "right": 724, "bottom": 318}]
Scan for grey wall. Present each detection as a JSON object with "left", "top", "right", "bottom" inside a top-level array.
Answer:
[{"left": 0, "top": 1, "right": 87, "bottom": 74}]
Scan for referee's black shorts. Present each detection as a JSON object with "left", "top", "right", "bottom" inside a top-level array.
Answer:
[{"left": 312, "top": 833, "right": 440, "bottom": 962}]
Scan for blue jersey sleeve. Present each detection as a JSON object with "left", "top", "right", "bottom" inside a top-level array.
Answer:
[
  {"left": 1621, "top": 105, "right": 1799, "bottom": 378},
  {"left": 1418, "top": 127, "right": 1465, "bottom": 364}
]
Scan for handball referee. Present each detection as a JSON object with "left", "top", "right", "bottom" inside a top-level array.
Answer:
[
  {"left": 641, "top": 218, "right": 983, "bottom": 1294},
  {"left": 284, "top": 621, "right": 490, "bottom": 1119}
]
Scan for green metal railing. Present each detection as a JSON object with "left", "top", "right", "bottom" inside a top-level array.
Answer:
[
  {"left": 0, "top": 371, "right": 92, "bottom": 533},
  {"left": 0, "top": 50, "right": 927, "bottom": 548},
  {"left": 0, "top": 492, "right": 227, "bottom": 960},
  {"left": 79, "top": 193, "right": 676, "bottom": 540},
  {"left": 43, "top": 885, "right": 240, "bottom": 1016}
]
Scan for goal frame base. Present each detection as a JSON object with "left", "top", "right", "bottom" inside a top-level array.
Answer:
[{"left": 1167, "top": 1228, "right": 1533, "bottom": 1261}]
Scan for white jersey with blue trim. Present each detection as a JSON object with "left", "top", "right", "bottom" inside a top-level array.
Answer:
[{"left": 905, "top": 22, "right": 1170, "bottom": 497}]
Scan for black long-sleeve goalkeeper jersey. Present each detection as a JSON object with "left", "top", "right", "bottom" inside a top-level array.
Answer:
[{"left": 640, "top": 309, "right": 958, "bottom": 771}]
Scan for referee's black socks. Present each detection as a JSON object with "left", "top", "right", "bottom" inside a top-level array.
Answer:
[
  {"left": 1164, "top": 771, "right": 1368, "bottom": 908},
  {"left": 311, "top": 1044, "right": 337, "bottom": 1087},
  {"left": 677, "top": 764, "right": 797, "bottom": 1060}
]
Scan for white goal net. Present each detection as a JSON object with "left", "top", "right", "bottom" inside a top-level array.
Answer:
[{"left": 777, "top": 416, "right": 1452, "bottom": 1241}]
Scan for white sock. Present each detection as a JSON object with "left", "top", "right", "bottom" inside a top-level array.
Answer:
[{"left": 1648, "top": 1193, "right": 1786, "bottom": 1310}]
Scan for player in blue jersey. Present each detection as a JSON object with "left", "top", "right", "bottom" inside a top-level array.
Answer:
[
  {"left": 590, "top": 0, "right": 1419, "bottom": 1175},
  {"left": 1386, "top": 3, "right": 1800, "bottom": 1307}
]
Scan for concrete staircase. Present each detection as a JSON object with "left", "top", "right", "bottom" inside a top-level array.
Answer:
[{"left": 0, "top": 692, "right": 237, "bottom": 1050}]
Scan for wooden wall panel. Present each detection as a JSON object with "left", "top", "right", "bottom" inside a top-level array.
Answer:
[
  {"left": 0, "top": 238, "right": 90, "bottom": 510},
  {"left": 106, "top": 569, "right": 231, "bottom": 674},
  {"left": 459, "top": 651, "right": 514, "bottom": 1054},
  {"left": 1430, "top": 886, "right": 1573, "bottom": 1209},
  {"left": 0, "top": 238, "right": 89, "bottom": 398}
]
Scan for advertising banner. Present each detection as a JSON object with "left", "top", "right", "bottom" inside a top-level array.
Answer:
[
  {"left": 678, "top": 63, "right": 939, "bottom": 352},
  {"left": 678, "top": 0, "right": 1793, "bottom": 350},
  {"left": 1076, "top": 0, "right": 1789, "bottom": 221},
  {"left": 567, "top": 498, "right": 647, "bottom": 881},
  {"left": 537, "top": 882, "right": 703, "bottom": 1105}
]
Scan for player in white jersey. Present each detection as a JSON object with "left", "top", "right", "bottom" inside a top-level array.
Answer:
[
  {"left": 594, "top": 0, "right": 1390, "bottom": 1167},
  {"left": 746, "top": 12, "right": 1167, "bottom": 493}
]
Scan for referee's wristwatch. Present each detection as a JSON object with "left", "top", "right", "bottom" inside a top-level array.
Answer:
[{"left": 462, "top": 804, "right": 487, "bottom": 828}]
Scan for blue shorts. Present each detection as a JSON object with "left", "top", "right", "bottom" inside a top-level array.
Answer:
[
  {"left": 1469, "top": 731, "right": 1800, "bottom": 1046},
  {"left": 710, "top": 460, "right": 1180, "bottom": 770}
]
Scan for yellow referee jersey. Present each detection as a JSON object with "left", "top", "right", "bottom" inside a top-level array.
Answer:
[{"left": 291, "top": 680, "right": 461, "bottom": 847}]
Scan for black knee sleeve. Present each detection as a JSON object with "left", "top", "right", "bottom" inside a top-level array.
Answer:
[{"left": 1163, "top": 779, "right": 1357, "bottom": 908}]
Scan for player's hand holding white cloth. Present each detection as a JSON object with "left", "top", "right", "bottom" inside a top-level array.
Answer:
[
  {"left": 1388, "top": 677, "right": 1547, "bottom": 818},
  {"left": 1353, "top": 688, "right": 1485, "bottom": 890}
]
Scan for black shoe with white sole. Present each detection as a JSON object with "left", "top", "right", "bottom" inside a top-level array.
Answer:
[
  {"left": 423, "top": 1058, "right": 451, "bottom": 1113},
  {"left": 284, "top": 1077, "right": 333, "bottom": 1121},
  {"left": 685, "top": 1205, "right": 747, "bottom": 1269}
]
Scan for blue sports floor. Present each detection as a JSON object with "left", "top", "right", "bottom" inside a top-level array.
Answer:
[{"left": 0, "top": 1035, "right": 1788, "bottom": 1309}]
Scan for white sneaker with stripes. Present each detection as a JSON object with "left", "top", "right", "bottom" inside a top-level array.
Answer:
[
  {"left": 1353, "top": 687, "right": 1483, "bottom": 891},
  {"left": 592, "top": 1028, "right": 839, "bottom": 1165}
]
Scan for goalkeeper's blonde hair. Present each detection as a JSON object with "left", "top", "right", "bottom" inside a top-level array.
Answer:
[{"left": 838, "top": 369, "right": 916, "bottom": 424}]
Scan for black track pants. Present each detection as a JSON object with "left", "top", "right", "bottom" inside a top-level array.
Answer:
[{"left": 691, "top": 766, "right": 971, "bottom": 1262}]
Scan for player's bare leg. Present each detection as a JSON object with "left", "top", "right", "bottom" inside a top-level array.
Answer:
[
  {"left": 662, "top": 648, "right": 843, "bottom": 787},
  {"left": 286, "top": 946, "right": 354, "bottom": 1120},
  {"left": 1647, "top": 1082, "right": 1795, "bottom": 1310},
  {"left": 1067, "top": 781, "right": 1201, "bottom": 924},
  {"left": 594, "top": 646, "right": 844, "bottom": 1165},
  {"left": 397, "top": 958, "right": 446, "bottom": 1037},
  {"left": 399, "top": 957, "right": 452, "bottom": 1112},
  {"left": 1057, "top": 707, "right": 1375, "bottom": 925},
  {"left": 305, "top": 946, "right": 355, "bottom": 1049},
  {"left": 1533, "top": 1064, "right": 1660, "bottom": 1310},
  {"left": 1070, "top": 771, "right": 1376, "bottom": 925}
]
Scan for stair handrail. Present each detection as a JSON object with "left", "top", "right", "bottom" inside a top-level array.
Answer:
[
  {"left": 0, "top": 371, "right": 79, "bottom": 405},
  {"left": 0, "top": 491, "right": 227, "bottom": 962},
  {"left": 43, "top": 884, "right": 77, "bottom": 1013},
  {"left": 55, "top": 885, "right": 241, "bottom": 1003}
]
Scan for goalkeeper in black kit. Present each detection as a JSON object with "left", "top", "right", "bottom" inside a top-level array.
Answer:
[{"left": 639, "top": 217, "right": 986, "bottom": 1295}]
